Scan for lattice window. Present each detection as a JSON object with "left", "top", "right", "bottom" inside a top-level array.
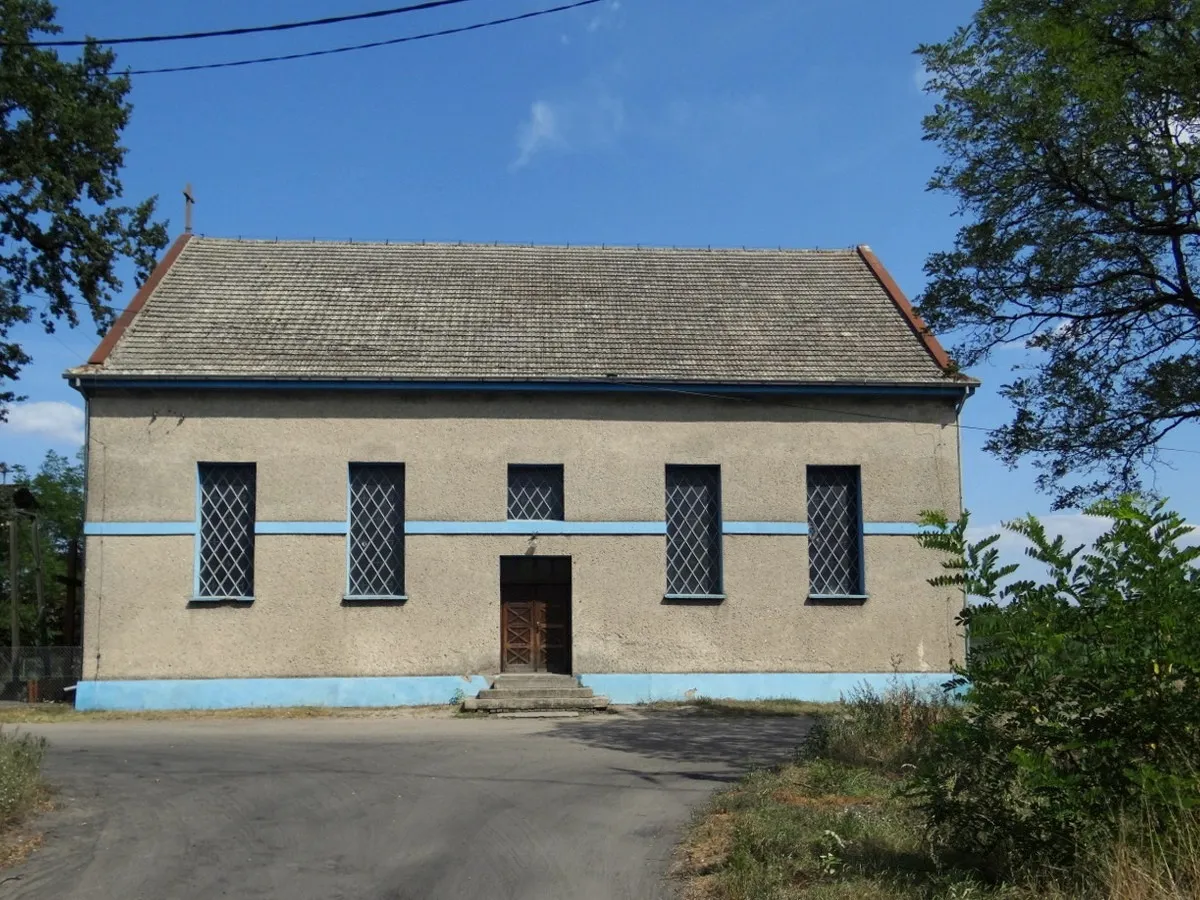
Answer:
[
  {"left": 348, "top": 464, "right": 405, "bottom": 597},
  {"left": 665, "top": 466, "right": 722, "bottom": 595},
  {"left": 507, "top": 465, "right": 564, "bottom": 521},
  {"left": 807, "top": 466, "right": 864, "bottom": 596},
  {"left": 197, "top": 463, "right": 256, "bottom": 598}
]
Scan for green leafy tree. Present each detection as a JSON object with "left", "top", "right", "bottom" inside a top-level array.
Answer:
[
  {"left": 0, "top": 0, "right": 167, "bottom": 415},
  {"left": 0, "top": 449, "right": 84, "bottom": 645},
  {"left": 913, "top": 499, "right": 1200, "bottom": 875},
  {"left": 917, "top": 0, "right": 1200, "bottom": 508}
]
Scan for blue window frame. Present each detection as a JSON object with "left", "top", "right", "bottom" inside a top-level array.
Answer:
[
  {"left": 807, "top": 465, "right": 865, "bottom": 597},
  {"left": 507, "top": 465, "right": 565, "bottom": 521},
  {"left": 196, "top": 463, "right": 256, "bottom": 599},
  {"left": 347, "top": 463, "right": 405, "bottom": 598},
  {"left": 665, "top": 465, "right": 723, "bottom": 597}
]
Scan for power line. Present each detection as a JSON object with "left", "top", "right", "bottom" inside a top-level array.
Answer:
[
  {"left": 3, "top": 0, "right": 481, "bottom": 48},
  {"left": 122, "top": 0, "right": 605, "bottom": 75}
]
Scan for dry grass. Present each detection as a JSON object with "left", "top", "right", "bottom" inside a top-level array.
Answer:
[
  {"left": 0, "top": 729, "right": 51, "bottom": 870},
  {"left": 638, "top": 697, "right": 839, "bottom": 718},
  {"left": 0, "top": 703, "right": 458, "bottom": 724},
  {"left": 0, "top": 826, "right": 47, "bottom": 870}
]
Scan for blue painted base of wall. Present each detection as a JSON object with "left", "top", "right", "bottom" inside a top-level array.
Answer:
[
  {"left": 75, "top": 676, "right": 491, "bottom": 711},
  {"left": 577, "top": 672, "right": 955, "bottom": 705},
  {"left": 76, "top": 672, "right": 955, "bottom": 711}
]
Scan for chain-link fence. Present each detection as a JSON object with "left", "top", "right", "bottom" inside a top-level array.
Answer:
[{"left": 0, "top": 647, "right": 82, "bottom": 703}]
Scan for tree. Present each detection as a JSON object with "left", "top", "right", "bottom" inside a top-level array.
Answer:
[
  {"left": 916, "top": 0, "right": 1200, "bottom": 508},
  {"left": 0, "top": 0, "right": 167, "bottom": 415},
  {"left": 0, "top": 449, "right": 83, "bottom": 646}
]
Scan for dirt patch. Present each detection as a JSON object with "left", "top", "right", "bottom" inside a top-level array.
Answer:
[{"left": 0, "top": 793, "right": 52, "bottom": 870}]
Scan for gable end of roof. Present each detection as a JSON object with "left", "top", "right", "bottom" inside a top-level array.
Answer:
[
  {"left": 855, "top": 244, "right": 954, "bottom": 373},
  {"left": 88, "top": 233, "right": 193, "bottom": 365}
]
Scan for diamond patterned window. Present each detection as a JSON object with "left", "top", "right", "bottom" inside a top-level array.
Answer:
[
  {"left": 507, "top": 465, "right": 564, "bottom": 521},
  {"left": 807, "top": 466, "right": 864, "bottom": 596},
  {"left": 665, "top": 466, "right": 722, "bottom": 596},
  {"left": 348, "top": 464, "right": 405, "bottom": 597},
  {"left": 197, "top": 463, "right": 256, "bottom": 598}
]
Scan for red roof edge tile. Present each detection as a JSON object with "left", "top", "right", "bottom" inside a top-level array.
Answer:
[
  {"left": 855, "top": 244, "right": 954, "bottom": 373},
  {"left": 87, "top": 233, "right": 193, "bottom": 365}
]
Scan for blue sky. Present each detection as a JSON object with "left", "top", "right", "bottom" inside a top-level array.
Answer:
[{"left": 1, "top": 0, "right": 1196, "bottom": 556}]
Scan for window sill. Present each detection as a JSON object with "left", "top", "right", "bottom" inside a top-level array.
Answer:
[
  {"left": 342, "top": 595, "right": 408, "bottom": 606},
  {"left": 807, "top": 593, "right": 869, "bottom": 605},
  {"left": 663, "top": 593, "right": 726, "bottom": 604},
  {"left": 189, "top": 596, "right": 255, "bottom": 605}
]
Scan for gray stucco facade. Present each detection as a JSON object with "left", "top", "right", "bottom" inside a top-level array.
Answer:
[{"left": 67, "top": 238, "right": 974, "bottom": 709}]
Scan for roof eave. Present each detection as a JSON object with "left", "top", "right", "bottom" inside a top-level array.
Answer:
[{"left": 65, "top": 374, "right": 977, "bottom": 398}]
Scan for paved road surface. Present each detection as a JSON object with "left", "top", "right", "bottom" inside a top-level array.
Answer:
[{"left": 4, "top": 710, "right": 810, "bottom": 900}]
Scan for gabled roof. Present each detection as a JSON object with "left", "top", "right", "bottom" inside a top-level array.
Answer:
[{"left": 69, "top": 235, "right": 970, "bottom": 388}]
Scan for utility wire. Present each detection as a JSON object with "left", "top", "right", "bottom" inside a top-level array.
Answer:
[
  {"left": 122, "top": 0, "right": 605, "bottom": 75},
  {"left": 3, "top": 0, "right": 482, "bottom": 47}
]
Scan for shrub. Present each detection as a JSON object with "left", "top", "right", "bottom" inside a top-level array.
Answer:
[
  {"left": 0, "top": 728, "right": 47, "bottom": 824},
  {"left": 913, "top": 497, "right": 1200, "bottom": 876}
]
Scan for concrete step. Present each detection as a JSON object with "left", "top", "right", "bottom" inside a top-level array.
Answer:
[
  {"left": 462, "top": 695, "right": 610, "bottom": 713},
  {"left": 491, "top": 674, "right": 579, "bottom": 689},
  {"left": 493, "top": 710, "right": 581, "bottom": 719},
  {"left": 477, "top": 687, "right": 594, "bottom": 700}
]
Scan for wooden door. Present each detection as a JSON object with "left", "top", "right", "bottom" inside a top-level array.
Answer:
[
  {"left": 501, "top": 579, "right": 571, "bottom": 674},
  {"left": 501, "top": 584, "right": 538, "bottom": 672},
  {"left": 540, "top": 582, "right": 570, "bottom": 674}
]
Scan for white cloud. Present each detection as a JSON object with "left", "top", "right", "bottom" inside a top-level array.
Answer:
[
  {"left": 914, "top": 62, "right": 931, "bottom": 93},
  {"left": 586, "top": 0, "right": 621, "bottom": 33},
  {"left": 966, "top": 512, "right": 1199, "bottom": 590},
  {"left": 513, "top": 101, "right": 564, "bottom": 169},
  {"left": 511, "top": 83, "right": 625, "bottom": 169},
  {"left": 1168, "top": 115, "right": 1199, "bottom": 146},
  {"left": 0, "top": 401, "right": 84, "bottom": 446}
]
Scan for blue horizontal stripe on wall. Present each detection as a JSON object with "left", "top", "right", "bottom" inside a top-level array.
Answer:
[
  {"left": 75, "top": 676, "right": 491, "bottom": 711},
  {"left": 578, "top": 672, "right": 956, "bottom": 705},
  {"left": 74, "top": 673, "right": 957, "bottom": 710},
  {"left": 83, "top": 522, "right": 196, "bottom": 536},
  {"left": 254, "top": 522, "right": 349, "bottom": 535},
  {"left": 863, "top": 523, "right": 937, "bottom": 535},
  {"left": 723, "top": 522, "right": 808, "bottom": 535},
  {"left": 85, "top": 520, "right": 935, "bottom": 538},
  {"left": 405, "top": 521, "right": 667, "bottom": 535}
]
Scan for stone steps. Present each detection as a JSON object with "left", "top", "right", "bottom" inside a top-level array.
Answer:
[
  {"left": 491, "top": 674, "right": 579, "bottom": 689},
  {"left": 463, "top": 695, "right": 610, "bottom": 712},
  {"left": 463, "top": 674, "right": 610, "bottom": 713},
  {"left": 476, "top": 687, "right": 595, "bottom": 700}
]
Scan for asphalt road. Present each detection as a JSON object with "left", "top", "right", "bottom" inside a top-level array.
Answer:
[{"left": 4, "top": 710, "right": 811, "bottom": 900}]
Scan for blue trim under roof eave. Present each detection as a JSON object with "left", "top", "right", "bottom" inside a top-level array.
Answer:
[{"left": 65, "top": 375, "right": 977, "bottom": 399}]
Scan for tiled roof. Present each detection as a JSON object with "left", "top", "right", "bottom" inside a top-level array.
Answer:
[{"left": 73, "top": 236, "right": 964, "bottom": 385}]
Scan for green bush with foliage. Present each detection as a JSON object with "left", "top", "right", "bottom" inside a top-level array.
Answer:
[{"left": 914, "top": 497, "right": 1200, "bottom": 876}]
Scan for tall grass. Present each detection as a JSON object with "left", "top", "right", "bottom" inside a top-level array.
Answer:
[
  {"left": 0, "top": 729, "right": 47, "bottom": 825},
  {"left": 801, "top": 680, "right": 958, "bottom": 773}
]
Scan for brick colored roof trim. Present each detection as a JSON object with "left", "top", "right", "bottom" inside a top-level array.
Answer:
[
  {"left": 855, "top": 244, "right": 954, "bottom": 373},
  {"left": 87, "top": 233, "right": 193, "bottom": 365}
]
